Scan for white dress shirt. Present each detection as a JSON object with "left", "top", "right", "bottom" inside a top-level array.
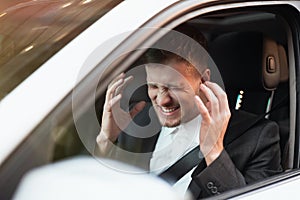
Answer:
[{"left": 150, "top": 115, "right": 203, "bottom": 198}]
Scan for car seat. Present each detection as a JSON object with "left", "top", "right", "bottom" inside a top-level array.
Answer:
[{"left": 209, "top": 31, "right": 290, "bottom": 169}]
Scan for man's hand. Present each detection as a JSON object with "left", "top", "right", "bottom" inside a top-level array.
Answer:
[
  {"left": 195, "top": 81, "right": 231, "bottom": 166},
  {"left": 96, "top": 73, "right": 146, "bottom": 153}
]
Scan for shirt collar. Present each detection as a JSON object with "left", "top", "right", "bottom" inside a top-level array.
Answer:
[{"left": 161, "top": 115, "right": 202, "bottom": 139}]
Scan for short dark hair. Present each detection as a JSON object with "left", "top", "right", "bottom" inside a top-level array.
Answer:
[{"left": 144, "top": 23, "right": 208, "bottom": 76}]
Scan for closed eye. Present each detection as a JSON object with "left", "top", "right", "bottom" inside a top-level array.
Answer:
[{"left": 148, "top": 83, "right": 158, "bottom": 89}]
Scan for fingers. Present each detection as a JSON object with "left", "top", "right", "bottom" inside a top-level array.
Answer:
[
  {"left": 106, "top": 74, "right": 123, "bottom": 101},
  {"left": 104, "top": 78, "right": 123, "bottom": 112},
  {"left": 129, "top": 101, "right": 146, "bottom": 118},
  {"left": 198, "top": 81, "right": 229, "bottom": 115},
  {"left": 204, "top": 82, "right": 229, "bottom": 113},
  {"left": 107, "top": 74, "right": 133, "bottom": 100},
  {"left": 109, "top": 94, "right": 122, "bottom": 109},
  {"left": 195, "top": 95, "right": 210, "bottom": 122},
  {"left": 108, "top": 72, "right": 125, "bottom": 88},
  {"left": 199, "top": 83, "right": 219, "bottom": 115},
  {"left": 104, "top": 73, "right": 133, "bottom": 111},
  {"left": 114, "top": 76, "right": 133, "bottom": 96}
]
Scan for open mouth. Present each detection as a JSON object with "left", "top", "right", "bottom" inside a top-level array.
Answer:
[{"left": 159, "top": 105, "right": 180, "bottom": 116}]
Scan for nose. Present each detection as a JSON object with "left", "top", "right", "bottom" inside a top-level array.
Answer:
[{"left": 156, "top": 89, "right": 172, "bottom": 106}]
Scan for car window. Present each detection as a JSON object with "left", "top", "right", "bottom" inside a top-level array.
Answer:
[{"left": 0, "top": 0, "right": 123, "bottom": 100}]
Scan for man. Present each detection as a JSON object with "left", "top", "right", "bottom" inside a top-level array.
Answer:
[{"left": 96, "top": 24, "right": 282, "bottom": 199}]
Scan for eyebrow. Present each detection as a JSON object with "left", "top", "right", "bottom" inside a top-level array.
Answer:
[{"left": 147, "top": 82, "right": 185, "bottom": 88}]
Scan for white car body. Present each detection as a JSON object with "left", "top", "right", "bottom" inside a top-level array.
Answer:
[{"left": 0, "top": 0, "right": 300, "bottom": 199}]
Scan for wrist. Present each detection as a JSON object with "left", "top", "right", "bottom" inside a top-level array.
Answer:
[
  {"left": 95, "top": 132, "right": 116, "bottom": 156},
  {"left": 204, "top": 145, "right": 224, "bottom": 166},
  {"left": 97, "top": 131, "right": 117, "bottom": 144}
]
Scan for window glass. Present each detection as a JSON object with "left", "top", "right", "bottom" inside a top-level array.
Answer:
[{"left": 0, "top": 0, "right": 123, "bottom": 100}]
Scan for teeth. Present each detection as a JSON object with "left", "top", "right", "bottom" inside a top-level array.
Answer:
[{"left": 161, "top": 107, "right": 177, "bottom": 113}]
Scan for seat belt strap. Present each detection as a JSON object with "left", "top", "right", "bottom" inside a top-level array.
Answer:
[{"left": 159, "top": 146, "right": 200, "bottom": 184}]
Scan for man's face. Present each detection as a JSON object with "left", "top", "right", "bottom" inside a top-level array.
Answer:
[{"left": 146, "top": 60, "right": 203, "bottom": 127}]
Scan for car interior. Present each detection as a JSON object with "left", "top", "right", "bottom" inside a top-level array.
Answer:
[
  {"left": 106, "top": 8, "right": 292, "bottom": 170},
  {"left": 198, "top": 9, "right": 291, "bottom": 171},
  {"left": 1, "top": 4, "right": 297, "bottom": 200},
  {"left": 198, "top": 10, "right": 291, "bottom": 171}
]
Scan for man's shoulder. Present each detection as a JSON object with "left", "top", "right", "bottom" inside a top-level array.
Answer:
[{"left": 224, "top": 109, "right": 279, "bottom": 145}]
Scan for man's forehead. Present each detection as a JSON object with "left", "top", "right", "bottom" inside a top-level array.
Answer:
[
  {"left": 146, "top": 66, "right": 184, "bottom": 79},
  {"left": 145, "top": 63, "right": 186, "bottom": 75},
  {"left": 146, "top": 69, "right": 191, "bottom": 88}
]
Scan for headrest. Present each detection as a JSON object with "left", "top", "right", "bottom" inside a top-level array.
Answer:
[
  {"left": 278, "top": 43, "right": 289, "bottom": 82},
  {"left": 262, "top": 36, "right": 289, "bottom": 90},
  {"left": 209, "top": 31, "right": 288, "bottom": 92}
]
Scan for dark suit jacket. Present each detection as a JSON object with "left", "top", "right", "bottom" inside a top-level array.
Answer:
[{"left": 113, "top": 104, "right": 282, "bottom": 199}]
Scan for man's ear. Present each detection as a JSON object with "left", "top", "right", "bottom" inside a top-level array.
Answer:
[{"left": 201, "top": 69, "right": 210, "bottom": 82}]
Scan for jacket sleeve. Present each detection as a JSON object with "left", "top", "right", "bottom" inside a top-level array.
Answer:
[
  {"left": 190, "top": 120, "right": 282, "bottom": 198},
  {"left": 191, "top": 150, "right": 245, "bottom": 197}
]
